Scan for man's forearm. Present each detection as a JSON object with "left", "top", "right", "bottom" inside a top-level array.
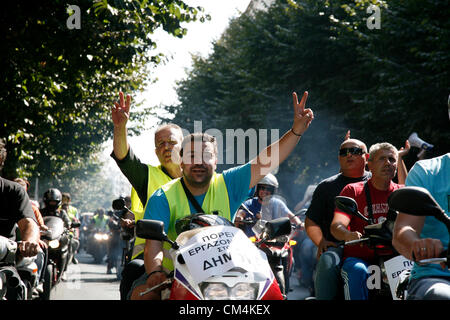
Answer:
[
  {"left": 330, "top": 223, "right": 355, "bottom": 242},
  {"left": 18, "top": 218, "right": 40, "bottom": 242},
  {"left": 305, "top": 218, "right": 324, "bottom": 247},
  {"left": 144, "top": 240, "right": 164, "bottom": 274},
  {"left": 250, "top": 129, "right": 300, "bottom": 188},
  {"left": 113, "top": 124, "right": 129, "bottom": 160}
]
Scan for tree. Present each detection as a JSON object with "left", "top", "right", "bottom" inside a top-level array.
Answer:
[
  {"left": 161, "top": 0, "right": 449, "bottom": 208},
  {"left": 0, "top": 0, "right": 208, "bottom": 186}
]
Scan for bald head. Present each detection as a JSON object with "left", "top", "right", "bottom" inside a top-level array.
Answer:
[{"left": 340, "top": 138, "right": 368, "bottom": 153}]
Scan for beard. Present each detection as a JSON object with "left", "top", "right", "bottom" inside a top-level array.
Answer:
[{"left": 183, "top": 165, "right": 213, "bottom": 188}]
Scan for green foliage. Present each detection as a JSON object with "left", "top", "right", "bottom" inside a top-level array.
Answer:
[
  {"left": 162, "top": 0, "right": 449, "bottom": 207},
  {"left": 1, "top": 0, "right": 206, "bottom": 196}
]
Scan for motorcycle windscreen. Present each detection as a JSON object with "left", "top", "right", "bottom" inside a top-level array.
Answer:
[{"left": 42, "top": 216, "right": 65, "bottom": 240}]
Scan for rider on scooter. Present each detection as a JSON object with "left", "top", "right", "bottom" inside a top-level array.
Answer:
[{"left": 234, "top": 173, "right": 302, "bottom": 237}]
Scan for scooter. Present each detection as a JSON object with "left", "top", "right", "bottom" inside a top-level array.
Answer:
[
  {"left": 388, "top": 186, "right": 449, "bottom": 299},
  {"left": 135, "top": 214, "right": 286, "bottom": 300},
  {"left": 334, "top": 196, "right": 414, "bottom": 300}
]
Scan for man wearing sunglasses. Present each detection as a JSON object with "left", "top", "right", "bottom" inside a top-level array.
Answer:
[
  {"left": 331, "top": 142, "right": 404, "bottom": 300},
  {"left": 305, "top": 138, "right": 371, "bottom": 299}
]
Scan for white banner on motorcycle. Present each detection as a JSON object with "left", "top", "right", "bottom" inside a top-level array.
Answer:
[
  {"left": 179, "top": 226, "right": 271, "bottom": 284},
  {"left": 383, "top": 255, "right": 414, "bottom": 300}
]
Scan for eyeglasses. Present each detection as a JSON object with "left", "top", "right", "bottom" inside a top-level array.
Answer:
[{"left": 339, "top": 147, "right": 364, "bottom": 157}]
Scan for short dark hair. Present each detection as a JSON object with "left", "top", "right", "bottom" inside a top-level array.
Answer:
[
  {"left": 62, "top": 192, "right": 71, "bottom": 201},
  {"left": 180, "top": 133, "right": 218, "bottom": 157}
]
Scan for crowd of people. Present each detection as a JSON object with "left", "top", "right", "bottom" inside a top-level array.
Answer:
[{"left": 1, "top": 91, "right": 449, "bottom": 300}]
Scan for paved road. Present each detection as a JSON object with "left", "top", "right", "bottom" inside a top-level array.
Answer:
[
  {"left": 51, "top": 251, "right": 312, "bottom": 300},
  {"left": 51, "top": 252, "right": 120, "bottom": 300}
]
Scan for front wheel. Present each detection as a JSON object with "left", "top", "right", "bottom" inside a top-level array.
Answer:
[
  {"left": 41, "top": 264, "right": 53, "bottom": 300},
  {"left": 274, "top": 267, "right": 286, "bottom": 299}
]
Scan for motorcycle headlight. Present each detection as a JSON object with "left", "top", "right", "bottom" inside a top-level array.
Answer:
[
  {"left": 94, "top": 233, "right": 102, "bottom": 240},
  {"left": 102, "top": 234, "right": 109, "bottom": 240},
  {"left": 202, "top": 282, "right": 257, "bottom": 300},
  {"left": 203, "top": 283, "right": 229, "bottom": 300},
  {"left": 230, "top": 283, "right": 257, "bottom": 300},
  {"left": 49, "top": 239, "right": 60, "bottom": 249}
]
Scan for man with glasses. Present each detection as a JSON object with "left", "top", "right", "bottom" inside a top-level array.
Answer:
[
  {"left": 305, "top": 138, "right": 371, "bottom": 299},
  {"left": 330, "top": 142, "right": 403, "bottom": 300},
  {"left": 111, "top": 91, "right": 184, "bottom": 299}
]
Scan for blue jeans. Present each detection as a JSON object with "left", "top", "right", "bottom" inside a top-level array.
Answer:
[
  {"left": 296, "top": 234, "right": 317, "bottom": 289},
  {"left": 341, "top": 257, "right": 370, "bottom": 300},
  {"left": 314, "top": 246, "right": 343, "bottom": 300}
]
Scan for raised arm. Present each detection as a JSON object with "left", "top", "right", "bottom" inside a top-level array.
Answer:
[
  {"left": 397, "top": 140, "right": 410, "bottom": 185},
  {"left": 250, "top": 91, "right": 314, "bottom": 188},
  {"left": 112, "top": 91, "right": 131, "bottom": 160}
]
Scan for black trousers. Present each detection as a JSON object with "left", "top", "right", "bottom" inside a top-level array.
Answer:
[{"left": 119, "top": 254, "right": 145, "bottom": 300}]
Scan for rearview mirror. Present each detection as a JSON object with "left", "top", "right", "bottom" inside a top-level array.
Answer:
[
  {"left": 70, "top": 222, "right": 81, "bottom": 229},
  {"left": 388, "top": 187, "right": 444, "bottom": 218},
  {"left": 112, "top": 198, "right": 126, "bottom": 211},
  {"left": 135, "top": 219, "right": 179, "bottom": 249},
  {"left": 335, "top": 196, "right": 370, "bottom": 223},
  {"left": 388, "top": 187, "right": 450, "bottom": 234},
  {"left": 264, "top": 217, "right": 291, "bottom": 239}
]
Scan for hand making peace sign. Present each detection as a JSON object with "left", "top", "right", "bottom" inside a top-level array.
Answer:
[
  {"left": 112, "top": 91, "right": 131, "bottom": 128},
  {"left": 291, "top": 91, "right": 314, "bottom": 136}
]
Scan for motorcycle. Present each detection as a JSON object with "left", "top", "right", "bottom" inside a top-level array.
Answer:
[
  {"left": 238, "top": 202, "right": 298, "bottom": 299},
  {"left": 111, "top": 198, "right": 136, "bottom": 279},
  {"left": 86, "top": 227, "right": 109, "bottom": 264},
  {"left": 15, "top": 250, "right": 42, "bottom": 300},
  {"left": 388, "top": 186, "right": 449, "bottom": 299},
  {"left": 250, "top": 216, "right": 298, "bottom": 299},
  {"left": 0, "top": 234, "right": 47, "bottom": 300},
  {"left": 0, "top": 235, "right": 23, "bottom": 300},
  {"left": 135, "top": 214, "right": 286, "bottom": 300},
  {"left": 40, "top": 216, "right": 80, "bottom": 300},
  {"left": 334, "top": 196, "right": 414, "bottom": 300}
]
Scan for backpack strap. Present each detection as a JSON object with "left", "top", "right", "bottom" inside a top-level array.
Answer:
[{"left": 180, "top": 177, "right": 205, "bottom": 214}]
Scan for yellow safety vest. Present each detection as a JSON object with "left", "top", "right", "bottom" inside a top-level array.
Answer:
[
  {"left": 130, "top": 165, "right": 173, "bottom": 260},
  {"left": 161, "top": 172, "right": 230, "bottom": 271}
]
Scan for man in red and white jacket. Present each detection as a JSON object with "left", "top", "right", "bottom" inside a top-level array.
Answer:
[{"left": 331, "top": 142, "right": 403, "bottom": 300}]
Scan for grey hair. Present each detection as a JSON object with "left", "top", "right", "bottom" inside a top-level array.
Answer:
[{"left": 368, "top": 142, "right": 398, "bottom": 161}]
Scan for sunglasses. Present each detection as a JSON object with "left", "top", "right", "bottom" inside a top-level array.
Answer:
[{"left": 339, "top": 147, "right": 364, "bottom": 157}]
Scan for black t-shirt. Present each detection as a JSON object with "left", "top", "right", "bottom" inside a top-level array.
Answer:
[
  {"left": 0, "top": 177, "right": 36, "bottom": 240},
  {"left": 306, "top": 171, "right": 371, "bottom": 242}
]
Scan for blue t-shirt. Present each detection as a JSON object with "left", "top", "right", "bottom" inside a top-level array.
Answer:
[
  {"left": 144, "top": 163, "right": 252, "bottom": 234},
  {"left": 406, "top": 153, "right": 450, "bottom": 279},
  {"left": 240, "top": 198, "right": 262, "bottom": 237},
  {"left": 240, "top": 196, "right": 292, "bottom": 237}
]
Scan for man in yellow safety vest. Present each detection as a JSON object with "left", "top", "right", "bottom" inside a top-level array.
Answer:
[
  {"left": 111, "top": 91, "right": 183, "bottom": 299},
  {"left": 129, "top": 91, "right": 314, "bottom": 300}
]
